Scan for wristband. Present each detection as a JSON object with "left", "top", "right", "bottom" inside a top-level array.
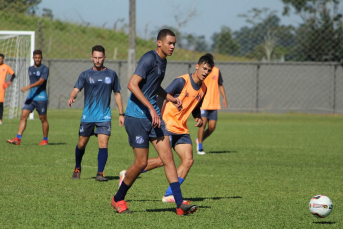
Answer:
[{"left": 119, "top": 113, "right": 125, "bottom": 116}]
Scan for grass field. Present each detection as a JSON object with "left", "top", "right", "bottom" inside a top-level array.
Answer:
[{"left": 0, "top": 110, "right": 342, "bottom": 228}]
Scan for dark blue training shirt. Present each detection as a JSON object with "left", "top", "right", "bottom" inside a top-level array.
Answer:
[
  {"left": 27, "top": 64, "right": 49, "bottom": 101},
  {"left": 125, "top": 50, "right": 167, "bottom": 118},
  {"left": 74, "top": 68, "right": 121, "bottom": 122}
]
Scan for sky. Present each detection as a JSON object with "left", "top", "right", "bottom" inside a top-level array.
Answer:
[{"left": 37, "top": 0, "right": 301, "bottom": 41}]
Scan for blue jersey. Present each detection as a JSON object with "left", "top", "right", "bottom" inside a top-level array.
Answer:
[
  {"left": 74, "top": 68, "right": 121, "bottom": 123},
  {"left": 125, "top": 50, "right": 167, "bottom": 119},
  {"left": 27, "top": 64, "right": 49, "bottom": 101}
]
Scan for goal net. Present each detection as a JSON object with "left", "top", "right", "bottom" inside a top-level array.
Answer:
[{"left": 0, "top": 31, "right": 34, "bottom": 119}]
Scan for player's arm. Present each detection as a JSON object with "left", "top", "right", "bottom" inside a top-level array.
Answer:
[
  {"left": 218, "top": 71, "right": 227, "bottom": 109},
  {"left": 114, "top": 92, "right": 124, "bottom": 126},
  {"left": 128, "top": 74, "right": 161, "bottom": 128},
  {"left": 3, "top": 66, "right": 16, "bottom": 89},
  {"left": 68, "top": 88, "right": 80, "bottom": 107},
  {"left": 157, "top": 86, "right": 182, "bottom": 110},
  {"left": 192, "top": 90, "right": 207, "bottom": 127},
  {"left": 21, "top": 78, "right": 45, "bottom": 92}
]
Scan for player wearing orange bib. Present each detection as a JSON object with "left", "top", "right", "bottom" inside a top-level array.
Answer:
[
  {"left": 118, "top": 55, "right": 214, "bottom": 203},
  {"left": 0, "top": 54, "right": 16, "bottom": 124},
  {"left": 196, "top": 53, "right": 227, "bottom": 155}
]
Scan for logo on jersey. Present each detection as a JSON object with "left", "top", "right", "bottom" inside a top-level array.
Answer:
[
  {"left": 196, "top": 93, "right": 202, "bottom": 101},
  {"left": 80, "top": 126, "right": 84, "bottom": 133},
  {"left": 29, "top": 71, "right": 32, "bottom": 75},
  {"left": 104, "top": 116, "right": 111, "bottom": 120},
  {"left": 105, "top": 77, "right": 111, "bottom": 84},
  {"left": 212, "top": 75, "right": 217, "bottom": 80},
  {"left": 2, "top": 68, "right": 5, "bottom": 72},
  {"left": 135, "top": 136, "right": 144, "bottom": 144},
  {"left": 37, "top": 71, "right": 41, "bottom": 76},
  {"left": 185, "top": 90, "right": 189, "bottom": 98},
  {"left": 82, "top": 115, "right": 86, "bottom": 120},
  {"left": 89, "top": 77, "right": 95, "bottom": 84},
  {"left": 158, "top": 67, "right": 161, "bottom": 75}
]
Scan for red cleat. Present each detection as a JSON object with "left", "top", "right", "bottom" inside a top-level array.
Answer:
[
  {"left": 176, "top": 201, "right": 198, "bottom": 215},
  {"left": 111, "top": 197, "right": 132, "bottom": 214},
  {"left": 7, "top": 137, "right": 21, "bottom": 145},
  {"left": 38, "top": 140, "right": 48, "bottom": 145}
]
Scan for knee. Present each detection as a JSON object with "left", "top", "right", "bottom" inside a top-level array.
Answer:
[
  {"left": 40, "top": 116, "right": 48, "bottom": 123},
  {"left": 208, "top": 126, "right": 216, "bottom": 133},
  {"left": 183, "top": 158, "right": 194, "bottom": 169}
]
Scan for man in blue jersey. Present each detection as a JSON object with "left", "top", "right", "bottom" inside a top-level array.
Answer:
[
  {"left": 111, "top": 29, "right": 197, "bottom": 215},
  {"left": 7, "top": 50, "right": 50, "bottom": 146},
  {"left": 68, "top": 45, "right": 124, "bottom": 182}
]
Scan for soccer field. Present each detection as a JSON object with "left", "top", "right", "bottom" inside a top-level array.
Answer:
[{"left": 0, "top": 110, "right": 342, "bottom": 228}]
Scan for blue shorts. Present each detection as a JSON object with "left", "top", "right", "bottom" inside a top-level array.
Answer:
[
  {"left": 169, "top": 133, "right": 192, "bottom": 148},
  {"left": 79, "top": 121, "right": 111, "bottom": 137},
  {"left": 201, "top": 109, "right": 218, "bottom": 121},
  {"left": 125, "top": 116, "right": 169, "bottom": 148},
  {"left": 23, "top": 100, "right": 48, "bottom": 115}
]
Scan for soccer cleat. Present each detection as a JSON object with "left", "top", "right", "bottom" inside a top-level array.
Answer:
[
  {"left": 7, "top": 137, "right": 21, "bottom": 145},
  {"left": 72, "top": 168, "right": 81, "bottom": 179},
  {"left": 38, "top": 140, "right": 48, "bottom": 145},
  {"left": 118, "top": 170, "right": 126, "bottom": 187},
  {"left": 176, "top": 201, "right": 198, "bottom": 215},
  {"left": 0, "top": 120, "right": 2, "bottom": 124},
  {"left": 95, "top": 172, "right": 108, "bottom": 182},
  {"left": 111, "top": 197, "right": 132, "bottom": 214},
  {"left": 162, "top": 195, "right": 176, "bottom": 203},
  {"left": 197, "top": 149, "right": 206, "bottom": 155}
]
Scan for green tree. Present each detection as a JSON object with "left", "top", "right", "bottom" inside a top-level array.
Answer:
[
  {"left": 282, "top": 0, "right": 343, "bottom": 61},
  {"left": 211, "top": 26, "right": 240, "bottom": 56},
  {"left": 0, "top": 0, "right": 41, "bottom": 15}
]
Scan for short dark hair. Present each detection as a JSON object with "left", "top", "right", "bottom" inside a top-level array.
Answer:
[
  {"left": 204, "top": 53, "right": 214, "bottom": 60},
  {"left": 198, "top": 55, "right": 214, "bottom": 69},
  {"left": 33, "top": 50, "right": 42, "bottom": 56},
  {"left": 0, "top": 54, "right": 4, "bottom": 58},
  {"left": 157, "top": 29, "right": 175, "bottom": 41},
  {"left": 92, "top": 45, "right": 105, "bottom": 55}
]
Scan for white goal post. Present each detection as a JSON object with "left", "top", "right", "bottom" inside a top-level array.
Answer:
[{"left": 0, "top": 31, "right": 35, "bottom": 120}]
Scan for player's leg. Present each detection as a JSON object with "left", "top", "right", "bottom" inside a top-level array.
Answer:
[
  {"left": 7, "top": 108, "right": 31, "bottom": 145},
  {"left": 0, "top": 102, "right": 3, "bottom": 124},
  {"left": 33, "top": 101, "right": 49, "bottom": 145},
  {"left": 95, "top": 132, "right": 110, "bottom": 181},
  {"left": 197, "top": 114, "right": 208, "bottom": 154},
  {"left": 163, "top": 135, "right": 193, "bottom": 202},
  {"left": 202, "top": 110, "right": 218, "bottom": 142},
  {"left": 144, "top": 156, "right": 164, "bottom": 172}
]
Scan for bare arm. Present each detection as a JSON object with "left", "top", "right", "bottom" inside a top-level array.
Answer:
[
  {"left": 114, "top": 92, "right": 124, "bottom": 126},
  {"left": 68, "top": 88, "right": 80, "bottom": 107},
  {"left": 21, "top": 78, "right": 45, "bottom": 92},
  {"left": 219, "top": 84, "right": 227, "bottom": 109},
  {"left": 157, "top": 86, "right": 182, "bottom": 110},
  {"left": 128, "top": 74, "right": 160, "bottom": 127}
]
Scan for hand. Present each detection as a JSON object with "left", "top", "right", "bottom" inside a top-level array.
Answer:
[
  {"left": 170, "top": 97, "right": 182, "bottom": 111},
  {"left": 223, "top": 100, "right": 227, "bottom": 109},
  {"left": 149, "top": 108, "right": 161, "bottom": 128},
  {"left": 3, "top": 81, "right": 11, "bottom": 89},
  {"left": 68, "top": 98, "right": 75, "bottom": 107},
  {"left": 195, "top": 118, "right": 203, "bottom": 127},
  {"left": 21, "top": 86, "right": 30, "bottom": 92},
  {"left": 119, "top": 116, "right": 124, "bottom": 126}
]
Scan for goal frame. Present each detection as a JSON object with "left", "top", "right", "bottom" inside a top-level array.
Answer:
[{"left": 0, "top": 31, "right": 35, "bottom": 119}]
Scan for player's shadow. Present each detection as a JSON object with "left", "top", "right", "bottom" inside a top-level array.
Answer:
[
  {"left": 187, "top": 196, "right": 242, "bottom": 202},
  {"left": 313, "top": 221, "right": 335, "bottom": 224},
  {"left": 209, "top": 150, "right": 237, "bottom": 154},
  {"left": 89, "top": 176, "right": 142, "bottom": 181},
  {"left": 47, "top": 143, "right": 67, "bottom": 145},
  {"left": 143, "top": 205, "right": 211, "bottom": 213}
]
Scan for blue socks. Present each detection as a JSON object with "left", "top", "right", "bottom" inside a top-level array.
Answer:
[
  {"left": 16, "top": 134, "right": 22, "bottom": 139},
  {"left": 199, "top": 142, "right": 203, "bottom": 150},
  {"left": 43, "top": 137, "right": 48, "bottom": 141},
  {"left": 97, "top": 148, "right": 108, "bottom": 173},
  {"left": 75, "top": 145, "right": 85, "bottom": 168},
  {"left": 170, "top": 182, "right": 183, "bottom": 208},
  {"left": 114, "top": 181, "right": 131, "bottom": 202},
  {"left": 164, "top": 177, "right": 184, "bottom": 196}
]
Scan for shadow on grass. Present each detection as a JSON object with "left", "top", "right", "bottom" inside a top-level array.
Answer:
[
  {"left": 48, "top": 143, "right": 67, "bottom": 145},
  {"left": 144, "top": 205, "right": 211, "bottom": 213},
  {"left": 187, "top": 196, "right": 242, "bottom": 201},
  {"left": 313, "top": 221, "right": 335, "bottom": 224},
  {"left": 88, "top": 176, "right": 142, "bottom": 181},
  {"left": 209, "top": 150, "right": 237, "bottom": 154}
]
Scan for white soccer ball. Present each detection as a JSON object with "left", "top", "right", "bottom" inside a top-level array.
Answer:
[{"left": 309, "top": 195, "right": 333, "bottom": 218}]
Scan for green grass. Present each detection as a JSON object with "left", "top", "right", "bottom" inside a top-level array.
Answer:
[{"left": 0, "top": 110, "right": 342, "bottom": 228}]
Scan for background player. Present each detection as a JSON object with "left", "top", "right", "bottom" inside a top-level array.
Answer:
[
  {"left": 196, "top": 53, "right": 227, "bottom": 155},
  {"left": 0, "top": 53, "right": 16, "bottom": 124},
  {"left": 111, "top": 29, "right": 197, "bottom": 215},
  {"left": 68, "top": 45, "right": 124, "bottom": 182},
  {"left": 119, "top": 55, "right": 214, "bottom": 203},
  {"left": 7, "top": 50, "right": 49, "bottom": 145}
]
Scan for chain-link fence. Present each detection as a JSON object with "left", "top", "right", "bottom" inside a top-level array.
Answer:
[{"left": 1, "top": 0, "right": 343, "bottom": 116}]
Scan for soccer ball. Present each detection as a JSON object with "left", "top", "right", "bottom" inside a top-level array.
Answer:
[{"left": 309, "top": 195, "right": 333, "bottom": 218}]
